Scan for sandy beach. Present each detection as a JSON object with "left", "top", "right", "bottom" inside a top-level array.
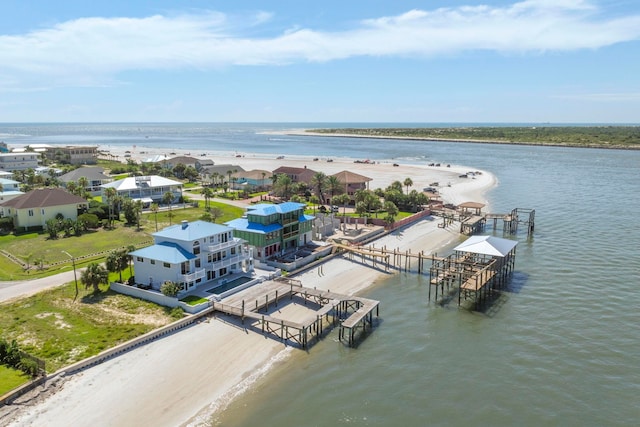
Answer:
[{"left": 2, "top": 145, "right": 496, "bottom": 426}]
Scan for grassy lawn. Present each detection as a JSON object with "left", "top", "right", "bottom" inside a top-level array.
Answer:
[
  {"left": 0, "top": 203, "right": 243, "bottom": 281},
  {"left": 0, "top": 365, "right": 31, "bottom": 395},
  {"left": 0, "top": 282, "right": 183, "bottom": 373},
  {"left": 180, "top": 295, "right": 208, "bottom": 306}
]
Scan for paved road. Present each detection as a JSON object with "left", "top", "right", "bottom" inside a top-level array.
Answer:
[{"left": 0, "top": 269, "right": 83, "bottom": 303}]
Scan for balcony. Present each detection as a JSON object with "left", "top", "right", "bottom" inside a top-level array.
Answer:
[
  {"left": 207, "top": 237, "right": 243, "bottom": 253},
  {"left": 210, "top": 252, "right": 253, "bottom": 271},
  {"left": 181, "top": 268, "right": 206, "bottom": 283}
]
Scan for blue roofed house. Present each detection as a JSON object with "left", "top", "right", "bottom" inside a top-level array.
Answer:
[
  {"left": 225, "top": 202, "right": 315, "bottom": 261},
  {"left": 130, "top": 220, "right": 253, "bottom": 295}
]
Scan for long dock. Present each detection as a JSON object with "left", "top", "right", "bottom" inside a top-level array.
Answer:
[{"left": 211, "top": 278, "right": 379, "bottom": 348}]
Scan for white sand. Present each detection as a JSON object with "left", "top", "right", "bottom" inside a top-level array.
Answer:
[{"left": 2, "top": 145, "right": 496, "bottom": 427}]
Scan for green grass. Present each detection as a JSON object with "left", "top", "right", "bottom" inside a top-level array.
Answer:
[
  {"left": 0, "top": 204, "right": 243, "bottom": 281},
  {"left": 0, "top": 364, "right": 31, "bottom": 395},
  {"left": 0, "top": 283, "right": 183, "bottom": 373},
  {"left": 180, "top": 295, "right": 209, "bottom": 306}
]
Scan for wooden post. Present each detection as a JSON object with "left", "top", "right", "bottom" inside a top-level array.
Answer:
[{"left": 241, "top": 300, "right": 245, "bottom": 325}]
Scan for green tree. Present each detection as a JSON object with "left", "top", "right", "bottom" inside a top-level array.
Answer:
[
  {"left": 311, "top": 171, "right": 327, "bottom": 204},
  {"left": 327, "top": 175, "right": 343, "bottom": 202},
  {"left": 403, "top": 177, "right": 413, "bottom": 195},
  {"left": 160, "top": 281, "right": 181, "bottom": 297},
  {"left": 150, "top": 203, "right": 159, "bottom": 231},
  {"left": 80, "top": 262, "right": 109, "bottom": 293},
  {"left": 183, "top": 166, "right": 199, "bottom": 182},
  {"left": 162, "top": 192, "right": 174, "bottom": 225},
  {"left": 202, "top": 187, "right": 213, "bottom": 211},
  {"left": 384, "top": 201, "right": 399, "bottom": 225},
  {"left": 173, "top": 163, "right": 186, "bottom": 179},
  {"left": 106, "top": 248, "right": 129, "bottom": 283}
]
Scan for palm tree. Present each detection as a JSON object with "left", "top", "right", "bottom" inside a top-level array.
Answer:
[
  {"left": 77, "top": 176, "right": 89, "bottom": 198},
  {"left": 202, "top": 187, "right": 214, "bottom": 211},
  {"left": 327, "top": 175, "right": 343, "bottom": 203},
  {"left": 134, "top": 199, "right": 143, "bottom": 230},
  {"left": 333, "top": 193, "right": 351, "bottom": 231},
  {"left": 150, "top": 203, "right": 159, "bottom": 231},
  {"left": 311, "top": 172, "right": 327, "bottom": 204},
  {"left": 162, "top": 191, "right": 174, "bottom": 225},
  {"left": 403, "top": 177, "right": 414, "bottom": 195},
  {"left": 104, "top": 187, "right": 117, "bottom": 228},
  {"left": 80, "top": 262, "right": 109, "bottom": 293},
  {"left": 261, "top": 172, "right": 267, "bottom": 190}
]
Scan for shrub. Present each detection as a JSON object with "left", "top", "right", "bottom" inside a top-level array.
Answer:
[
  {"left": 160, "top": 281, "right": 180, "bottom": 297},
  {"left": 78, "top": 213, "right": 100, "bottom": 229}
]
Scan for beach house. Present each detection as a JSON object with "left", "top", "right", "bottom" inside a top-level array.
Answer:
[
  {"left": 0, "top": 152, "right": 39, "bottom": 172},
  {"left": 272, "top": 166, "right": 317, "bottom": 186},
  {"left": 331, "top": 170, "right": 372, "bottom": 198},
  {"left": 100, "top": 175, "right": 183, "bottom": 206},
  {"left": 130, "top": 220, "right": 253, "bottom": 294},
  {"left": 59, "top": 167, "right": 113, "bottom": 196},
  {"left": 0, "top": 188, "right": 89, "bottom": 230},
  {"left": 44, "top": 145, "right": 98, "bottom": 165},
  {"left": 225, "top": 202, "right": 314, "bottom": 261}
]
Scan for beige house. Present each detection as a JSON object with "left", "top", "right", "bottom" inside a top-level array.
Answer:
[
  {"left": 331, "top": 170, "right": 372, "bottom": 197},
  {"left": 0, "top": 188, "right": 89, "bottom": 230}
]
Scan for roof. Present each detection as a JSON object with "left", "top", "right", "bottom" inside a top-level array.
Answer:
[
  {"left": 0, "top": 178, "right": 20, "bottom": 186},
  {"left": 0, "top": 188, "right": 88, "bottom": 209},
  {"left": 237, "top": 169, "right": 272, "bottom": 180},
  {"left": 165, "top": 156, "right": 199, "bottom": 165},
  {"left": 153, "top": 220, "right": 232, "bottom": 241},
  {"left": 453, "top": 235, "right": 518, "bottom": 257},
  {"left": 201, "top": 164, "right": 245, "bottom": 175},
  {"left": 247, "top": 202, "right": 306, "bottom": 216},
  {"left": 225, "top": 218, "right": 282, "bottom": 234},
  {"left": 331, "top": 170, "right": 372, "bottom": 183},
  {"left": 59, "top": 167, "right": 110, "bottom": 183},
  {"left": 459, "top": 201, "right": 486, "bottom": 209},
  {"left": 101, "top": 175, "right": 182, "bottom": 191},
  {"left": 130, "top": 242, "right": 196, "bottom": 264}
]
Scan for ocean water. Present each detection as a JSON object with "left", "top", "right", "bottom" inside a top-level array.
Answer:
[{"left": 1, "top": 123, "right": 639, "bottom": 426}]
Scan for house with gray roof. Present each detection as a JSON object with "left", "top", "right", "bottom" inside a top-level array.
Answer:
[
  {"left": 59, "top": 166, "right": 113, "bottom": 196},
  {"left": 130, "top": 220, "right": 253, "bottom": 294}
]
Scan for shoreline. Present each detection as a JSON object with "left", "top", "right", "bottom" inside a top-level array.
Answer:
[
  {"left": 278, "top": 129, "right": 640, "bottom": 151},
  {"left": 2, "top": 147, "right": 496, "bottom": 426}
]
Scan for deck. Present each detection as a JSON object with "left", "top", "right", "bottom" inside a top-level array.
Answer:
[{"left": 211, "top": 279, "right": 379, "bottom": 348}]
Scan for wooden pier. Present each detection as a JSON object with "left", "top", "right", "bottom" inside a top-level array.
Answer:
[
  {"left": 428, "top": 235, "right": 517, "bottom": 305},
  {"left": 433, "top": 204, "right": 536, "bottom": 237},
  {"left": 211, "top": 278, "right": 379, "bottom": 348}
]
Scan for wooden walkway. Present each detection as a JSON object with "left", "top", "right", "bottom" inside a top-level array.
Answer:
[{"left": 211, "top": 278, "right": 379, "bottom": 348}]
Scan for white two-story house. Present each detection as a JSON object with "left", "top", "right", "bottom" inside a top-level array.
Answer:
[{"left": 130, "top": 220, "right": 253, "bottom": 294}]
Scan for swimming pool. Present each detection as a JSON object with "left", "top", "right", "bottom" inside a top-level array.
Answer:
[{"left": 205, "top": 276, "right": 253, "bottom": 295}]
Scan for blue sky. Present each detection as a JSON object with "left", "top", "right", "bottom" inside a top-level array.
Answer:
[{"left": 1, "top": 0, "right": 639, "bottom": 123}]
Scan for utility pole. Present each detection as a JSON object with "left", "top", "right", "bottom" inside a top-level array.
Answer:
[{"left": 62, "top": 250, "right": 79, "bottom": 301}]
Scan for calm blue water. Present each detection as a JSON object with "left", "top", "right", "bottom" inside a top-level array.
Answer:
[{"left": 1, "top": 123, "right": 639, "bottom": 426}]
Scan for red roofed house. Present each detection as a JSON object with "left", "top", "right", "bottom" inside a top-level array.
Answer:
[
  {"left": 331, "top": 170, "right": 372, "bottom": 198},
  {"left": 272, "top": 166, "right": 317, "bottom": 185},
  {"left": 0, "top": 188, "right": 89, "bottom": 230}
]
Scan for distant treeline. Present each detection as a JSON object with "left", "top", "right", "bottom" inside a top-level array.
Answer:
[{"left": 307, "top": 126, "right": 640, "bottom": 149}]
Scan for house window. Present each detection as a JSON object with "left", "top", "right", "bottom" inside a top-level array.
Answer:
[
  {"left": 28, "top": 209, "right": 34, "bottom": 217},
  {"left": 193, "top": 241, "right": 200, "bottom": 255},
  {"left": 150, "top": 260, "right": 155, "bottom": 265},
  {"left": 195, "top": 259, "right": 201, "bottom": 268},
  {"left": 231, "top": 247, "right": 236, "bottom": 255},
  {"left": 137, "top": 257, "right": 144, "bottom": 262},
  {"left": 42, "top": 209, "right": 45, "bottom": 215},
  {"left": 164, "top": 262, "right": 170, "bottom": 268},
  {"left": 210, "top": 236, "right": 215, "bottom": 243}
]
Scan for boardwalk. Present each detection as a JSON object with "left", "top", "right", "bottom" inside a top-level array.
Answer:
[{"left": 212, "top": 278, "right": 379, "bottom": 348}]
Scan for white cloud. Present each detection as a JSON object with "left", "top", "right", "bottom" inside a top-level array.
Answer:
[{"left": 1, "top": 1, "right": 639, "bottom": 90}]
